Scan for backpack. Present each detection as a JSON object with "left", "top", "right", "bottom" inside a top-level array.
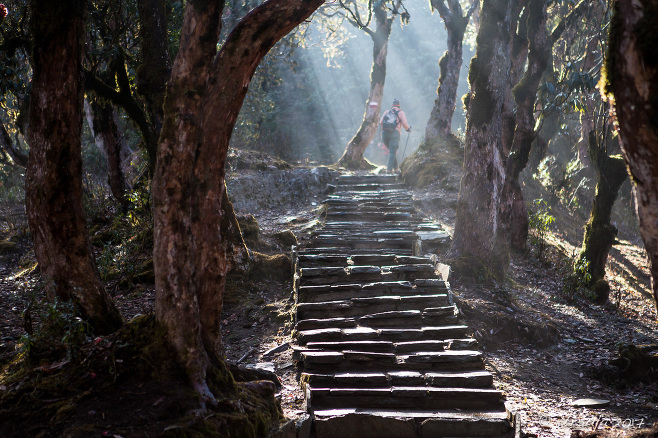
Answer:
[{"left": 382, "top": 109, "right": 399, "bottom": 132}]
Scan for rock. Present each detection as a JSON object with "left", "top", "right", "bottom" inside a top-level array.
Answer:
[
  {"left": 611, "top": 344, "right": 658, "bottom": 382},
  {"left": 0, "top": 239, "right": 18, "bottom": 255},
  {"left": 241, "top": 380, "right": 277, "bottom": 399},
  {"left": 570, "top": 398, "right": 610, "bottom": 408},
  {"left": 262, "top": 342, "right": 291, "bottom": 358},
  {"left": 230, "top": 362, "right": 281, "bottom": 387},
  {"left": 273, "top": 229, "right": 298, "bottom": 247}
]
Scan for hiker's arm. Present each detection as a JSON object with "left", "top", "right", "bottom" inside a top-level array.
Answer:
[{"left": 399, "top": 111, "right": 411, "bottom": 131}]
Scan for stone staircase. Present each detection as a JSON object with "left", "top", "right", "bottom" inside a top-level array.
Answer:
[{"left": 292, "top": 173, "right": 518, "bottom": 438}]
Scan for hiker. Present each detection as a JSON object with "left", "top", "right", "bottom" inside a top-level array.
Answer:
[{"left": 379, "top": 99, "right": 411, "bottom": 173}]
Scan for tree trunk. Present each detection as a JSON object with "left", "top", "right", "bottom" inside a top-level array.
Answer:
[
  {"left": 25, "top": 0, "right": 122, "bottom": 335},
  {"left": 336, "top": 5, "right": 392, "bottom": 169},
  {"left": 447, "top": 0, "right": 514, "bottom": 280},
  {"left": 136, "top": 0, "right": 171, "bottom": 170},
  {"left": 85, "top": 98, "right": 131, "bottom": 212},
  {"left": 501, "top": 0, "right": 528, "bottom": 157},
  {"left": 153, "top": 0, "right": 323, "bottom": 401},
  {"left": 606, "top": 0, "right": 658, "bottom": 312},
  {"left": 222, "top": 182, "right": 251, "bottom": 273},
  {"left": 504, "top": 0, "right": 550, "bottom": 251},
  {"left": 577, "top": 132, "right": 627, "bottom": 302},
  {"left": 424, "top": 0, "right": 473, "bottom": 145},
  {"left": 0, "top": 120, "right": 28, "bottom": 167}
]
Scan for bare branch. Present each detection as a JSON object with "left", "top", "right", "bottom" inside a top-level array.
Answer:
[
  {"left": 550, "top": 0, "right": 588, "bottom": 45},
  {"left": 430, "top": 0, "right": 451, "bottom": 20}
]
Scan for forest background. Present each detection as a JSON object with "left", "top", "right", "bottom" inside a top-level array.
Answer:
[{"left": 0, "top": 0, "right": 657, "bottom": 436}]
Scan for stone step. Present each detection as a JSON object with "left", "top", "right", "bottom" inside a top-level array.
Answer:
[
  {"left": 312, "top": 230, "right": 417, "bottom": 240},
  {"left": 296, "top": 338, "right": 478, "bottom": 357},
  {"left": 322, "top": 221, "right": 416, "bottom": 230},
  {"left": 311, "top": 409, "right": 515, "bottom": 438},
  {"left": 307, "top": 387, "right": 506, "bottom": 411},
  {"left": 295, "top": 311, "right": 458, "bottom": 332},
  {"left": 325, "top": 212, "right": 415, "bottom": 222},
  {"left": 295, "top": 254, "right": 431, "bottom": 268},
  {"left": 300, "top": 350, "right": 485, "bottom": 373},
  {"left": 298, "top": 265, "right": 438, "bottom": 287},
  {"left": 296, "top": 296, "right": 453, "bottom": 320},
  {"left": 306, "top": 238, "right": 413, "bottom": 251},
  {"left": 301, "top": 370, "right": 494, "bottom": 389},
  {"left": 297, "top": 280, "right": 447, "bottom": 304},
  {"left": 334, "top": 174, "right": 400, "bottom": 183},
  {"left": 359, "top": 310, "right": 459, "bottom": 328},
  {"left": 297, "top": 325, "right": 471, "bottom": 345},
  {"left": 299, "top": 247, "right": 415, "bottom": 256},
  {"left": 296, "top": 254, "right": 349, "bottom": 268},
  {"left": 305, "top": 340, "right": 395, "bottom": 353},
  {"left": 296, "top": 317, "right": 358, "bottom": 331}
]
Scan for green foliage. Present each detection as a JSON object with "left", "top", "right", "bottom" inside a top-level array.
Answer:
[
  {"left": 528, "top": 198, "right": 555, "bottom": 260},
  {"left": 561, "top": 255, "right": 597, "bottom": 302},
  {"left": 19, "top": 297, "right": 92, "bottom": 363},
  {"left": 127, "top": 185, "right": 152, "bottom": 226}
]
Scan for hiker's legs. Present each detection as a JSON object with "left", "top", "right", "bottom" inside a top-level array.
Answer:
[{"left": 387, "top": 131, "right": 400, "bottom": 172}]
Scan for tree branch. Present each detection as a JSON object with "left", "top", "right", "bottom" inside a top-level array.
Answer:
[
  {"left": 550, "top": 0, "right": 588, "bottom": 45},
  {"left": 83, "top": 68, "right": 155, "bottom": 149},
  {"left": 466, "top": 0, "right": 479, "bottom": 19},
  {"left": 0, "top": 119, "right": 27, "bottom": 168},
  {"left": 430, "top": 0, "right": 452, "bottom": 21}
]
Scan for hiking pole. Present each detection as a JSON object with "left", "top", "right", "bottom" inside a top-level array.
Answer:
[{"left": 402, "top": 129, "right": 411, "bottom": 160}]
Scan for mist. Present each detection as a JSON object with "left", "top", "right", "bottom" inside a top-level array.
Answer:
[{"left": 298, "top": 2, "right": 474, "bottom": 163}]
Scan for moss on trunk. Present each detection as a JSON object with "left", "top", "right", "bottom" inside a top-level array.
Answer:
[{"left": 577, "top": 132, "right": 628, "bottom": 302}]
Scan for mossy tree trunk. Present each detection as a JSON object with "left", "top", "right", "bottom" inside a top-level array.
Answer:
[
  {"left": 424, "top": 0, "right": 476, "bottom": 146},
  {"left": 336, "top": 5, "right": 392, "bottom": 169},
  {"left": 153, "top": 0, "right": 323, "bottom": 402},
  {"left": 606, "top": 0, "right": 658, "bottom": 312},
  {"left": 509, "top": 0, "right": 588, "bottom": 248},
  {"left": 447, "top": 0, "right": 514, "bottom": 280},
  {"left": 577, "top": 132, "right": 627, "bottom": 301},
  {"left": 25, "top": 0, "right": 123, "bottom": 335},
  {"left": 501, "top": 0, "right": 550, "bottom": 251},
  {"left": 136, "top": 0, "right": 171, "bottom": 171}
]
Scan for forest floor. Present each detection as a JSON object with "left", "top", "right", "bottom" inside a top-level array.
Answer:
[{"left": 1, "top": 159, "right": 658, "bottom": 437}]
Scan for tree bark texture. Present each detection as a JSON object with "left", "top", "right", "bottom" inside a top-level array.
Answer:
[
  {"left": 448, "top": 0, "right": 514, "bottom": 279},
  {"left": 336, "top": 5, "right": 392, "bottom": 169},
  {"left": 504, "top": 0, "right": 550, "bottom": 251},
  {"left": 501, "top": 0, "right": 528, "bottom": 156},
  {"left": 86, "top": 99, "right": 131, "bottom": 212},
  {"left": 221, "top": 182, "right": 251, "bottom": 273},
  {"left": 25, "top": 0, "right": 123, "bottom": 334},
  {"left": 153, "top": 0, "right": 323, "bottom": 400},
  {"left": 607, "top": 0, "right": 658, "bottom": 312},
  {"left": 424, "top": 0, "right": 474, "bottom": 144},
  {"left": 578, "top": 132, "right": 627, "bottom": 293}
]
